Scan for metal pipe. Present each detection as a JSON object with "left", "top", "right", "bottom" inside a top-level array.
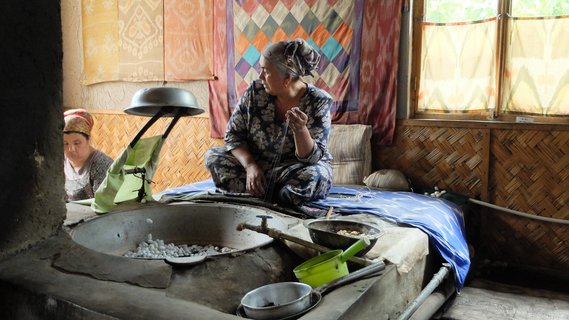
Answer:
[
  {"left": 468, "top": 198, "right": 569, "bottom": 225},
  {"left": 409, "top": 291, "right": 447, "bottom": 320},
  {"left": 397, "top": 263, "right": 451, "bottom": 320},
  {"left": 409, "top": 279, "right": 455, "bottom": 320}
]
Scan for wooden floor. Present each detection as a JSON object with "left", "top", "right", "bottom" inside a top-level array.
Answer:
[{"left": 438, "top": 279, "right": 569, "bottom": 320}]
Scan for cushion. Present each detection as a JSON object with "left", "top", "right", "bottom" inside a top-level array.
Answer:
[
  {"left": 363, "top": 169, "right": 411, "bottom": 191},
  {"left": 328, "top": 124, "right": 372, "bottom": 185}
]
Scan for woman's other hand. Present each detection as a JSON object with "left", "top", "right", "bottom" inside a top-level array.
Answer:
[{"left": 245, "top": 163, "right": 266, "bottom": 196}]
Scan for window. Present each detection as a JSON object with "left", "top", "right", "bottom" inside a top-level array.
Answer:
[{"left": 411, "top": 0, "right": 569, "bottom": 123}]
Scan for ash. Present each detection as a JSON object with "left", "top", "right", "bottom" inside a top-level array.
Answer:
[{"left": 124, "top": 233, "right": 236, "bottom": 259}]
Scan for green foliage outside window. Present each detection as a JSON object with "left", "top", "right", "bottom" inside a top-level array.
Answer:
[{"left": 425, "top": 0, "right": 569, "bottom": 23}]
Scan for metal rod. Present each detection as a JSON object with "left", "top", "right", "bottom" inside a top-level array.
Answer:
[
  {"left": 162, "top": 111, "right": 182, "bottom": 140},
  {"left": 129, "top": 107, "right": 168, "bottom": 148}
]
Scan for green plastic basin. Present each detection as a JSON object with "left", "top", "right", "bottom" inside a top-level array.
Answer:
[{"left": 293, "top": 238, "right": 368, "bottom": 287}]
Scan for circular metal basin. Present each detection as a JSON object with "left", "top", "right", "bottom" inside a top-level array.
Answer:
[{"left": 68, "top": 202, "right": 287, "bottom": 259}]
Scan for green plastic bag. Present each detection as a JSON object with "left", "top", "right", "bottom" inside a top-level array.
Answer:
[{"left": 91, "top": 135, "right": 164, "bottom": 214}]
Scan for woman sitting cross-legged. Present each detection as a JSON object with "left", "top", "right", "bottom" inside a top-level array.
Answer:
[{"left": 205, "top": 38, "right": 334, "bottom": 208}]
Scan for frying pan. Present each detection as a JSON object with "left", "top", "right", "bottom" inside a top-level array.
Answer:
[{"left": 238, "top": 261, "right": 385, "bottom": 319}]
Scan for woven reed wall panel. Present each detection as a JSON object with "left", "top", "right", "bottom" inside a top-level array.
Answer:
[
  {"left": 487, "top": 129, "right": 569, "bottom": 269},
  {"left": 90, "top": 112, "right": 223, "bottom": 192},
  {"left": 376, "top": 126, "right": 489, "bottom": 198},
  {"left": 376, "top": 122, "right": 569, "bottom": 272}
]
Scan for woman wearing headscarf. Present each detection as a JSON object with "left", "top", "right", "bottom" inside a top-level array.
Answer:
[
  {"left": 205, "top": 38, "right": 333, "bottom": 207},
  {"left": 63, "top": 109, "right": 113, "bottom": 201}
]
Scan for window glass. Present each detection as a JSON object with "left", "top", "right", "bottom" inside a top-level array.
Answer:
[
  {"left": 419, "top": 1, "right": 498, "bottom": 114},
  {"left": 425, "top": 0, "right": 497, "bottom": 23},
  {"left": 512, "top": 0, "right": 569, "bottom": 18},
  {"left": 415, "top": 0, "right": 569, "bottom": 120},
  {"left": 418, "top": 21, "right": 497, "bottom": 113}
]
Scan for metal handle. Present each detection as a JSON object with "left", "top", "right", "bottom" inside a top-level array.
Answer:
[
  {"left": 124, "top": 168, "right": 146, "bottom": 175},
  {"left": 256, "top": 215, "right": 272, "bottom": 231},
  {"left": 314, "top": 261, "right": 386, "bottom": 295}
]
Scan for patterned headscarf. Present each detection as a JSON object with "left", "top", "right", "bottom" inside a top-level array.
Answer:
[
  {"left": 262, "top": 38, "right": 321, "bottom": 78},
  {"left": 64, "top": 108, "right": 94, "bottom": 137}
]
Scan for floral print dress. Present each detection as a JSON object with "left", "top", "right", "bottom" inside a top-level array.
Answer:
[{"left": 205, "top": 80, "right": 333, "bottom": 206}]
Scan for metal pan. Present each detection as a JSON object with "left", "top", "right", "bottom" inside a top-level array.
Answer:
[
  {"left": 305, "top": 219, "right": 383, "bottom": 256},
  {"left": 238, "top": 261, "right": 385, "bottom": 319}
]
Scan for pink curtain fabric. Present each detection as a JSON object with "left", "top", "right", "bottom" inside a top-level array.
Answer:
[
  {"left": 351, "top": 0, "right": 402, "bottom": 146},
  {"left": 208, "top": 0, "right": 401, "bottom": 145},
  {"left": 207, "top": 0, "right": 231, "bottom": 136},
  {"left": 164, "top": 0, "right": 214, "bottom": 81},
  {"left": 117, "top": 0, "right": 164, "bottom": 82}
]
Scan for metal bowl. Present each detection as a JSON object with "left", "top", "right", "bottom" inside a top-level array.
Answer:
[
  {"left": 306, "top": 220, "right": 382, "bottom": 256},
  {"left": 125, "top": 87, "right": 204, "bottom": 117},
  {"left": 240, "top": 282, "right": 313, "bottom": 320}
]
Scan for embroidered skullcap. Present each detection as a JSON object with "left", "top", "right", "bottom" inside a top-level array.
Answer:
[
  {"left": 64, "top": 108, "right": 94, "bottom": 136},
  {"left": 262, "top": 38, "right": 321, "bottom": 77}
]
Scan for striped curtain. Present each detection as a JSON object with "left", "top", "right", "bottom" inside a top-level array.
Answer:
[{"left": 418, "top": 19, "right": 497, "bottom": 113}]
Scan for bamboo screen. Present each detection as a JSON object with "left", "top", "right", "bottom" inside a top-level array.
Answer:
[{"left": 377, "top": 121, "right": 569, "bottom": 271}]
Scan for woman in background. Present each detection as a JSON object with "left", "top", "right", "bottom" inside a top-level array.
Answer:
[
  {"left": 63, "top": 109, "right": 112, "bottom": 201},
  {"left": 205, "top": 38, "right": 333, "bottom": 208}
]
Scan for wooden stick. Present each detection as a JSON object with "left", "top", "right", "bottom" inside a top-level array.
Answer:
[{"left": 325, "top": 206, "right": 334, "bottom": 220}]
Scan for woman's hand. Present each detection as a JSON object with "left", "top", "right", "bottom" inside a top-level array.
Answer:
[
  {"left": 230, "top": 146, "right": 266, "bottom": 196},
  {"left": 245, "top": 163, "right": 266, "bottom": 196},
  {"left": 286, "top": 107, "right": 308, "bottom": 133},
  {"left": 286, "top": 107, "right": 314, "bottom": 158}
]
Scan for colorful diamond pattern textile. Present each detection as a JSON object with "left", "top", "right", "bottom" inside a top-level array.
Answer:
[{"left": 227, "top": 0, "right": 363, "bottom": 113}]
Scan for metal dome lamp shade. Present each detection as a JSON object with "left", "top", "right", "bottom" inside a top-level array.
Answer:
[
  {"left": 125, "top": 87, "right": 203, "bottom": 117},
  {"left": 125, "top": 87, "right": 204, "bottom": 148}
]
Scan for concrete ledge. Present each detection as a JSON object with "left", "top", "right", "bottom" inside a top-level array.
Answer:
[{"left": 0, "top": 209, "right": 430, "bottom": 319}]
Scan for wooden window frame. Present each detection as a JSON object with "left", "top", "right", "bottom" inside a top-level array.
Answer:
[{"left": 409, "top": 0, "right": 569, "bottom": 125}]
